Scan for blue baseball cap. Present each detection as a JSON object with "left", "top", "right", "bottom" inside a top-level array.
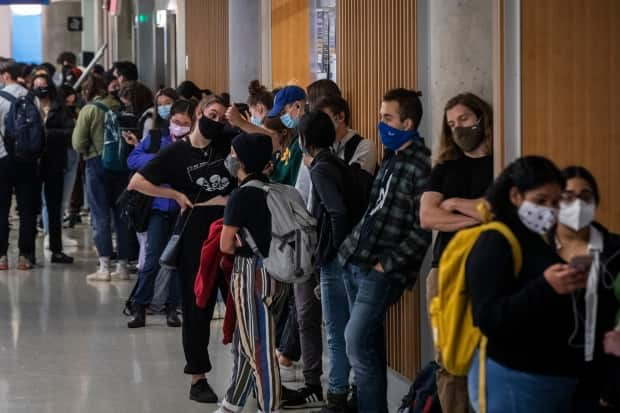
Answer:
[{"left": 268, "top": 85, "right": 306, "bottom": 117}]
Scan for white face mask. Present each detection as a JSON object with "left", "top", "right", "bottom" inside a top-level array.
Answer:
[
  {"left": 518, "top": 200, "right": 558, "bottom": 235},
  {"left": 559, "top": 199, "right": 595, "bottom": 231}
]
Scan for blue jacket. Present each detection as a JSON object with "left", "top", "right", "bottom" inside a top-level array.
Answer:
[{"left": 127, "top": 133, "right": 178, "bottom": 213}]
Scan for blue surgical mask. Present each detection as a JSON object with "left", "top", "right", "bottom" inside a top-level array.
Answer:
[
  {"left": 158, "top": 104, "right": 172, "bottom": 120},
  {"left": 280, "top": 112, "right": 299, "bottom": 129},
  {"left": 378, "top": 122, "right": 418, "bottom": 151},
  {"left": 250, "top": 115, "right": 262, "bottom": 126}
]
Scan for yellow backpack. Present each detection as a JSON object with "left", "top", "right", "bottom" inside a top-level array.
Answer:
[{"left": 429, "top": 217, "right": 522, "bottom": 413}]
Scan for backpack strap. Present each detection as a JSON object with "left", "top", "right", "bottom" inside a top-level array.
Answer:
[
  {"left": 343, "top": 134, "right": 363, "bottom": 164},
  {"left": 480, "top": 221, "right": 523, "bottom": 274},
  {"left": 241, "top": 179, "right": 270, "bottom": 192},
  {"left": 90, "top": 101, "right": 110, "bottom": 113},
  {"left": 0, "top": 90, "right": 17, "bottom": 105}
]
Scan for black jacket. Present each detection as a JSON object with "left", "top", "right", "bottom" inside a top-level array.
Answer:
[
  {"left": 466, "top": 216, "right": 583, "bottom": 377},
  {"left": 310, "top": 150, "right": 351, "bottom": 267},
  {"left": 42, "top": 100, "right": 75, "bottom": 173}
]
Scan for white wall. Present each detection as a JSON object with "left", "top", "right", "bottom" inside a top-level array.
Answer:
[{"left": 0, "top": 6, "right": 12, "bottom": 58}]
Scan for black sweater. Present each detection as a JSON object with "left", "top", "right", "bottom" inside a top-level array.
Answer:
[
  {"left": 465, "top": 217, "right": 583, "bottom": 377},
  {"left": 42, "top": 101, "right": 75, "bottom": 173},
  {"left": 310, "top": 150, "right": 351, "bottom": 267}
]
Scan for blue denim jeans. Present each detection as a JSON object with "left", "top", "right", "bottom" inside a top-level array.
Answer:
[
  {"left": 133, "top": 211, "right": 181, "bottom": 305},
  {"left": 42, "top": 149, "right": 80, "bottom": 235},
  {"left": 85, "top": 156, "right": 129, "bottom": 259},
  {"left": 468, "top": 351, "right": 577, "bottom": 413},
  {"left": 343, "top": 264, "right": 396, "bottom": 413},
  {"left": 321, "top": 258, "right": 352, "bottom": 395}
]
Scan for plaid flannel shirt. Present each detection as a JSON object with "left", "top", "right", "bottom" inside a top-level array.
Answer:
[{"left": 338, "top": 138, "right": 432, "bottom": 288}]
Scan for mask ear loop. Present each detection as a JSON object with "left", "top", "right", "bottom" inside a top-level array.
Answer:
[
  {"left": 568, "top": 292, "right": 585, "bottom": 349},
  {"left": 600, "top": 246, "right": 620, "bottom": 289}
]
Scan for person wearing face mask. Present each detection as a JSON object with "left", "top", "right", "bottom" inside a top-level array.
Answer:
[
  {"left": 247, "top": 80, "right": 273, "bottom": 126},
  {"left": 265, "top": 86, "right": 305, "bottom": 186},
  {"left": 216, "top": 133, "right": 286, "bottom": 413},
  {"left": 465, "top": 156, "right": 590, "bottom": 413},
  {"left": 33, "top": 73, "right": 75, "bottom": 265},
  {"left": 0, "top": 60, "right": 34, "bottom": 270},
  {"left": 124, "top": 99, "right": 197, "bottom": 329},
  {"left": 419, "top": 92, "right": 494, "bottom": 412},
  {"left": 128, "top": 94, "right": 237, "bottom": 404},
  {"left": 141, "top": 87, "right": 179, "bottom": 139},
  {"left": 553, "top": 166, "right": 620, "bottom": 412},
  {"left": 337, "top": 88, "right": 432, "bottom": 413}
]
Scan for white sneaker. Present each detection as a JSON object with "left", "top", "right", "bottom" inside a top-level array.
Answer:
[
  {"left": 279, "top": 363, "right": 304, "bottom": 383},
  {"left": 111, "top": 264, "right": 130, "bottom": 281},
  {"left": 86, "top": 269, "right": 111, "bottom": 281},
  {"left": 62, "top": 235, "right": 78, "bottom": 247}
]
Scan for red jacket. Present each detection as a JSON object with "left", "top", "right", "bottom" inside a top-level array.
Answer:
[{"left": 194, "top": 218, "right": 236, "bottom": 344}]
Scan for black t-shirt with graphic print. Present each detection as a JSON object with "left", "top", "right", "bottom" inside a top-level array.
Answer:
[{"left": 140, "top": 137, "right": 236, "bottom": 203}]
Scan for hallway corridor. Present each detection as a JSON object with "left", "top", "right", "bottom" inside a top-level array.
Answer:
[{"left": 0, "top": 225, "right": 250, "bottom": 413}]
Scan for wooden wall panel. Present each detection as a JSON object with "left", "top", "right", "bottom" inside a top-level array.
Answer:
[
  {"left": 521, "top": 0, "right": 620, "bottom": 232},
  {"left": 185, "top": 0, "right": 229, "bottom": 93},
  {"left": 338, "top": 0, "right": 419, "bottom": 379},
  {"left": 271, "top": 0, "right": 311, "bottom": 88}
]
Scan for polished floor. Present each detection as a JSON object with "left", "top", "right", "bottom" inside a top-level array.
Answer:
[
  {"left": 0, "top": 224, "right": 258, "bottom": 413},
  {"left": 0, "top": 222, "right": 407, "bottom": 413}
]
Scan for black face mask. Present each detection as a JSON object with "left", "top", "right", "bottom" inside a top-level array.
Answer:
[
  {"left": 198, "top": 116, "right": 224, "bottom": 140},
  {"left": 452, "top": 122, "right": 484, "bottom": 153},
  {"left": 110, "top": 90, "right": 120, "bottom": 100},
  {"left": 33, "top": 87, "right": 50, "bottom": 99}
]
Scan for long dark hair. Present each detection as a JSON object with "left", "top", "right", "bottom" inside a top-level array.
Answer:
[
  {"left": 31, "top": 73, "right": 58, "bottom": 103},
  {"left": 562, "top": 166, "right": 600, "bottom": 205},
  {"left": 486, "top": 156, "right": 565, "bottom": 221},
  {"left": 154, "top": 87, "right": 179, "bottom": 129}
]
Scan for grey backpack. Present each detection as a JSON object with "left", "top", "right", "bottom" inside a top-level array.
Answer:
[{"left": 242, "top": 180, "right": 317, "bottom": 284}]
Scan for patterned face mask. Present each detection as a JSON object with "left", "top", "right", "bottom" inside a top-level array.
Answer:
[{"left": 518, "top": 201, "right": 558, "bottom": 235}]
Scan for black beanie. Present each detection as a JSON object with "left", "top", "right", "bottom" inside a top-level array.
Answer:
[{"left": 232, "top": 133, "right": 273, "bottom": 174}]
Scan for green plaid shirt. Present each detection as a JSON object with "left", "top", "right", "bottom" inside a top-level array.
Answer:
[{"left": 338, "top": 138, "right": 432, "bottom": 287}]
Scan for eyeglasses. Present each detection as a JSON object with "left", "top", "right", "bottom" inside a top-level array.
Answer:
[{"left": 561, "top": 190, "right": 595, "bottom": 204}]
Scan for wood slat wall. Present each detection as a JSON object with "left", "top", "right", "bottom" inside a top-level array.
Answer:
[
  {"left": 271, "top": 0, "right": 311, "bottom": 88},
  {"left": 337, "top": 0, "right": 419, "bottom": 380},
  {"left": 521, "top": 0, "right": 620, "bottom": 232},
  {"left": 185, "top": 0, "right": 229, "bottom": 93}
]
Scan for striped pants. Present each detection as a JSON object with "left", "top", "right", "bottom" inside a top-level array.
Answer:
[{"left": 222, "top": 255, "right": 285, "bottom": 413}]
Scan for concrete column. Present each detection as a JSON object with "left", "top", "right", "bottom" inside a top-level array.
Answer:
[
  {"left": 42, "top": 0, "right": 82, "bottom": 65},
  {"left": 419, "top": 0, "right": 493, "bottom": 149},
  {"left": 228, "top": 0, "right": 261, "bottom": 102},
  {"left": 0, "top": 6, "right": 11, "bottom": 58},
  {"left": 415, "top": 0, "right": 493, "bottom": 368}
]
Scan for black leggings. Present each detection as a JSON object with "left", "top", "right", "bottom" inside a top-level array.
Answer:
[
  {"left": 179, "top": 206, "right": 228, "bottom": 375},
  {"left": 42, "top": 164, "right": 64, "bottom": 254}
]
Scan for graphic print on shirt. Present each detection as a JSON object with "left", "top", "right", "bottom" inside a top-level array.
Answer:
[
  {"left": 369, "top": 173, "right": 393, "bottom": 216},
  {"left": 186, "top": 159, "right": 231, "bottom": 193}
]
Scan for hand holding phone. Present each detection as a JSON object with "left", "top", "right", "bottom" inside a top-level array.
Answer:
[
  {"left": 569, "top": 255, "right": 593, "bottom": 273},
  {"left": 122, "top": 130, "right": 138, "bottom": 146}
]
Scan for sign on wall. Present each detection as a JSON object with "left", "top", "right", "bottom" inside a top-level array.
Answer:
[
  {"left": 0, "top": 1, "right": 49, "bottom": 4},
  {"left": 67, "top": 16, "right": 82, "bottom": 32}
]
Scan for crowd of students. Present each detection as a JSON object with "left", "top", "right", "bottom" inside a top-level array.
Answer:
[{"left": 1, "top": 52, "right": 619, "bottom": 413}]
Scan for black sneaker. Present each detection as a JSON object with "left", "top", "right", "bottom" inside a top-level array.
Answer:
[
  {"left": 51, "top": 252, "right": 74, "bottom": 264},
  {"left": 347, "top": 385, "right": 358, "bottom": 413},
  {"left": 320, "top": 392, "right": 348, "bottom": 412},
  {"left": 189, "top": 378, "right": 218, "bottom": 403},
  {"left": 282, "top": 385, "right": 324, "bottom": 409}
]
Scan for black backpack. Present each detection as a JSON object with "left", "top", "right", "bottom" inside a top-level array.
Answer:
[
  {"left": 117, "top": 129, "right": 163, "bottom": 233},
  {"left": 0, "top": 90, "right": 45, "bottom": 162},
  {"left": 337, "top": 135, "right": 374, "bottom": 226},
  {"left": 398, "top": 361, "right": 442, "bottom": 413}
]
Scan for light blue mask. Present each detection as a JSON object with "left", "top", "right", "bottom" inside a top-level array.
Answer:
[
  {"left": 157, "top": 104, "right": 172, "bottom": 120},
  {"left": 280, "top": 112, "right": 299, "bottom": 129},
  {"left": 250, "top": 115, "right": 263, "bottom": 126}
]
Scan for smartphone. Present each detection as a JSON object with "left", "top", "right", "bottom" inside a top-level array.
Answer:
[
  {"left": 233, "top": 102, "right": 249, "bottom": 114},
  {"left": 569, "top": 255, "right": 593, "bottom": 273}
]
